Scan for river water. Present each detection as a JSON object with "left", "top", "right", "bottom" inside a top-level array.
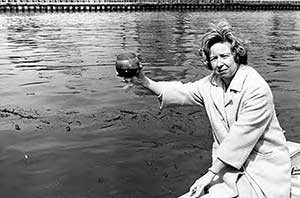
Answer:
[
  {"left": 0, "top": 11, "right": 300, "bottom": 198},
  {"left": 1, "top": 11, "right": 300, "bottom": 110}
]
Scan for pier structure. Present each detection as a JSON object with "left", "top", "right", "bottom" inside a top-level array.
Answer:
[{"left": 1, "top": 0, "right": 300, "bottom": 12}]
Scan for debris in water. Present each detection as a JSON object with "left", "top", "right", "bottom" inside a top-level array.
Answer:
[
  {"left": 66, "top": 126, "right": 71, "bottom": 132},
  {"left": 120, "top": 110, "right": 137, "bottom": 115},
  {"left": 97, "top": 177, "right": 104, "bottom": 183},
  {"left": 15, "top": 124, "right": 21, "bottom": 130}
]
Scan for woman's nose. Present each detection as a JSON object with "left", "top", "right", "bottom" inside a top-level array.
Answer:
[{"left": 216, "top": 57, "right": 223, "bottom": 67}]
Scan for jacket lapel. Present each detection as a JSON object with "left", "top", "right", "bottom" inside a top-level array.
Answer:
[{"left": 210, "top": 75, "right": 228, "bottom": 129}]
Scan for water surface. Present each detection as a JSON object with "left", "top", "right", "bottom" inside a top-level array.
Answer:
[{"left": 1, "top": 11, "right": 300, "bottom": 110}]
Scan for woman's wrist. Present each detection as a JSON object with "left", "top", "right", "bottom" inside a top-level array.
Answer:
[
  {"left": 208, "top": 167, "right": 218, "bottom": 175},
  {"left": 205, "top": 169, "right": 217, "bottom": 181},
  {"left": 209, "top": 158, "right": 226, "bottom": 176},
  {"left": 137, "top": 72, "right": 148, "bottom": 85}
]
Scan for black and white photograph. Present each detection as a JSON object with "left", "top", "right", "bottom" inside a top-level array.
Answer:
[{"left": 1, "top": 1, "right": 300, "bottom": 198}]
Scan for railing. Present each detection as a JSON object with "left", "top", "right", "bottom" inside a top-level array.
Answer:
[
  {"left": 0, "top": 0, "right": 224, "bottom": 4},
  {"left": 227, "top": 0, "right": 300, "bottom": 4},
  {"left": 1, "top": 0, "right": 300, "bottom": 11}
]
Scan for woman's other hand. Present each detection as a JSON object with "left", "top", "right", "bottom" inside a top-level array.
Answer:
[{"left": 188, "top": 171, "right": 215, "bottom": 198}]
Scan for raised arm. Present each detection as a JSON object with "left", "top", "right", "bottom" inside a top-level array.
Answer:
[{"left": 116, "top": 52, "right": 205, "bottom": 108}]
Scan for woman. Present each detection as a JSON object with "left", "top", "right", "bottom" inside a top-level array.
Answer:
[{"left": 130, "top": 21, "right": 291, "bottom": 198}]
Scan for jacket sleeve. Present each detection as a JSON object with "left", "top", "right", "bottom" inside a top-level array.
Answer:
[
  {"left": 157, "top": 80, "right": 205, "bottom": 109},
  {"left": 216, "top": 82, "right": 274, "bottom": 169}
]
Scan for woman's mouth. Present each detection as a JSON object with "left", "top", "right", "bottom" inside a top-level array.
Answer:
[{"left": 216, "top": 67, "right": 227, "bottom": 74}]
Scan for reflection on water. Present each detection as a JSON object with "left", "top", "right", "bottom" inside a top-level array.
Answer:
[{"left": 1, "top": 12, "right": 300, "bottom": 110}]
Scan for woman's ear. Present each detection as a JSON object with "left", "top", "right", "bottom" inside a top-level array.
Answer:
[
  {"left": 199, "top": 49, "right": 211, "bottom": 70},
  {"left": 233, "top": 51, "right": 240, "bottom": 64}
]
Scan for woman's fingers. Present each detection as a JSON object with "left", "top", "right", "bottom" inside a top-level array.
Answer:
[
  {"left": 129, "top": 76, "right": 140, "bottom": 85},
  {"left": 188, "top": 187, "right": 196, "bottom": 197},
  {"left": 189, "top": 186, "right": 204, "bottom": 198},
  {"left": 189, "top": 182, "right": 197, "bottom": 196},
  {"left": 188, "top": 182, "right": 204, "bottom": 198}
]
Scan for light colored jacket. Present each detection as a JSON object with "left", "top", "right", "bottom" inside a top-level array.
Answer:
[{"left": 158, "top": 65, "right": 291, "bottom": 198}]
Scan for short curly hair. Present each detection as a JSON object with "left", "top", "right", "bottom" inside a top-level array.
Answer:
[{"left": 200, "top": 21, "right": 248, "bottom": 70}]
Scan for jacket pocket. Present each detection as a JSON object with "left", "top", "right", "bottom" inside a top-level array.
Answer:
[{"left": 251, "top": 149, "right": 274, "bottom": 158}]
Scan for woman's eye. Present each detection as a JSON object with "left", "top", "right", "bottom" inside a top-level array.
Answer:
[
  {"left": 210, "top": 57, "right": 216, "bottom": 62},
  {"left": 221, "top": 54, "right": 230, "bottom": 58}
]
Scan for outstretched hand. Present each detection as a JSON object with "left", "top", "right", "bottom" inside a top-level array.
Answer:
[{"left": 127, "top": 69, "right": 146, "bottom": 84}]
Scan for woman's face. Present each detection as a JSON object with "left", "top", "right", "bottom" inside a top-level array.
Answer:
[{"left": 209, "top": 42, "right": 239, "bottom": 84}]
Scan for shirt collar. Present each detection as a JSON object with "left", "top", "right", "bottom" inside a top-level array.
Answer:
[{"left": 210, "top": 65, "right": 248, "bottom": 92}]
